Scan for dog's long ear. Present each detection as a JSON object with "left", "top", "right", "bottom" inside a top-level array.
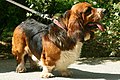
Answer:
[{"left": 67, "top": 12, "right": 84, "bottom": 42}]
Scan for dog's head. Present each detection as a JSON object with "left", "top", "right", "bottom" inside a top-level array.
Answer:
[{"left": 61, "top": 2, "right": 106, "bottom": 41}]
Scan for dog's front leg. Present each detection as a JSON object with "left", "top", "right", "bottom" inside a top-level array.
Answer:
[{"left": 40, "top": 65, "right": 55, "bottom": 78}]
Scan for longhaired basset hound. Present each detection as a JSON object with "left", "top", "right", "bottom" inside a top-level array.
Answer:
[{"left": 12, "top": 2, "right": 106, "bottom": 78}]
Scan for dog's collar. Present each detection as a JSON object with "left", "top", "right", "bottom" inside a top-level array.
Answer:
[{"left": 53, "top": 19, "right": 66, "bottom": 31}]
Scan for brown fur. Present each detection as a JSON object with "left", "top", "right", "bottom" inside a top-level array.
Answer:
[{"left": 12, "top": 2, "right": 105, "bottom": 78}]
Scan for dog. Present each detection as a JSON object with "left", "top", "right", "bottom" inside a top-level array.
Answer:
[{"left": 12, "top": 2, "right": 106, "bottom": 78}]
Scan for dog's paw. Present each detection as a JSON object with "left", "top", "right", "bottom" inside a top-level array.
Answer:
[
  {"left": 40, "top": 72, "right": 54, "bottom": 78},
  {"left": 16, "top": 63, "right": 26, "bottom": 73},
  {"left": 61, "top": 70, "right": 73, "bottom": 77}
]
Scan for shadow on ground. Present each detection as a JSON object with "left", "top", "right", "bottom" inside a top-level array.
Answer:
[
  {"left": 0, "top": 58, "right": 120, "bottom": 80},
  {"left": 68, "top": 68, "right": 120, "bottom": 80}
]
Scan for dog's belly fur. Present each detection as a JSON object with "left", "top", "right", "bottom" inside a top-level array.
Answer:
[{"left": 55, "top": 42, "right": 83, "bottom": 70}]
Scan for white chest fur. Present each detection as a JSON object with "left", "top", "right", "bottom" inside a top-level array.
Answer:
[{"left": 55, "top": 42, "right": 83, "bottom": 70}]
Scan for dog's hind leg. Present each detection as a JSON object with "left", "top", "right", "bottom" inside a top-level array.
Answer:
[
  {"left": 12, "top": 26, "right": 27, "bottom": 73},
  {"left": 12, "top": 44, "right": 27, "bottom": 73},
  {"left": 15, "top": 51, "right": 27, "bottom": 73}
]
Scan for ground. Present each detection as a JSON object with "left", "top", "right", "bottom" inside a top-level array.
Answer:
[{"left": 0, "top": 57, "right": 120, "bottom": 80}]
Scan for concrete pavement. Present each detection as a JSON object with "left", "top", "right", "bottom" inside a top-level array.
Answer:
[{"left": 0, "top": 57, "right": 120, "bottom": 80}]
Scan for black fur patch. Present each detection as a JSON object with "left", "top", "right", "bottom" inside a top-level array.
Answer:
[
  {"left": 19, "top": 19, "right": 49, "bottom": 55},
  {"left": 48, "top": 23, "right": 76, "bottom": 50}
]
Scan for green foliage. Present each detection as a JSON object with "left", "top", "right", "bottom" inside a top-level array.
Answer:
[
  {"left": 0, "top": 0, "right": 26, "bottom": 41},
  {"left": 0, "top": 0, "right": 120, "bottom": 57},
  {"left": 26, "top": 0, "right": 74, "bottom": 15},
  {"left": 100, "top": 2, "right": 120, "bottom": 56}
]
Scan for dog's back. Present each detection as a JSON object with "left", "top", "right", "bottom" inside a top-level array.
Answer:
[{"left": 21, "top": 19, "right": 48, "bottom": 55}]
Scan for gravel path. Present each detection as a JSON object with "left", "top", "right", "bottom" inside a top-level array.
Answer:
[{"left": 0, "top": 58, "right": 120, "bottom": 80}]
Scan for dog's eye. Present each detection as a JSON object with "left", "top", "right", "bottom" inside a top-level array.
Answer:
[{"left": 85, "top": 7, "right": 92, "bottom": 15}]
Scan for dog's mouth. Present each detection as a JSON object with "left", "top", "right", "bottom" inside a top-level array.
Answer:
[{"left": 86, "top": 22, "right": 104, "bottom": 31}]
